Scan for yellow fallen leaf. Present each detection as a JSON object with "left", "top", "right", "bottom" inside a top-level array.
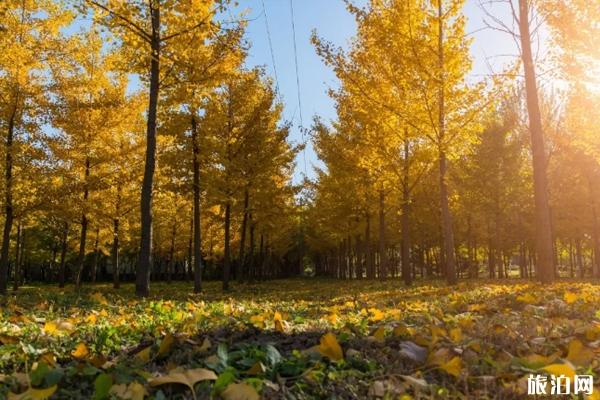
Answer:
[
  {"left": 326, "top": 313, "right": 339, "bottom": 324},
  {"left": 541, "top": 363, "right": 576, "bottom": 380},
  {"left": 72, "top": 342, "right": 89, "bottom": 359},
  {"left": 149, "top": 368, "right": 217, "bottom": 393},
  {"left": 449, "top": 328, "right": 462, "bottom": 343},
  {"left": 86, "top": 314, "right": 98, "bottom": 324},
  {"left": 196, "top": 337, "right": 211, "bottom": 353},
  {"left": 566, "top": 339, "right": 592, "bottom": 367},
  {"left": 393, "top": 324, "right": 414, "bottom": 337},
  {"left": 516, "top": 293, "right": 537, "bottom": 304},
  {"left": 43, "top": 322, "right": 58, "bottom": 336},
  {"left": 222, "top": 382, "right": 260, "bottom": 400},
  {"left": 110, "top": 382, "right": 147, "bottom": 400},
  {"left": 439, "top": 356, "right": 462, "bottom": 377},
  {"left": 134, "top": 346, "right": 151, "bottom": 363},
  {"left": 90, "top": 292, "right": 108, "bottom": 305},
  {"left": 369, "top": 308, "right": 384, "bottom": 322},
  {"left": 246, "top": 361, "right": 266, "bottom": 375},
  {"left": 249, "top": 314, "right": 265, "bottom": 329},
  {"left": 8, "top": 385, "right": 57, "bottom": 400},
  {"left": 371, "top": 326, "right": 385, "bottom": 342},
  {"left": 318, "top": 332, "right": 344, "bottom": 361},
  {"left": 157, "top": 333, "right": 175, "bottom": 358},
  {"left": 564, "top": 291, "right": 578, "bottom": 304}
]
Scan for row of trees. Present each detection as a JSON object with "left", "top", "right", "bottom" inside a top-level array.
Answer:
[
  {"left": 0, "top": 0, "right": 300, "bottom": 296},
  {"left": 306, "top": 0, "right": 600, "bottom": 284}
]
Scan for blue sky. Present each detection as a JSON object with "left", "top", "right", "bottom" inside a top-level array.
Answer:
[{"left": 233, "top": 0, "right": 519, "bottom": 183}]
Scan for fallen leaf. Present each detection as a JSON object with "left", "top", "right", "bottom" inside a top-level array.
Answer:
[
  {"left": 563, "top": 291, "right": 578, "bottom": 304},
  {"left": 134, "top": 346, "right": 151, "bottom": 363},
  {"left": 246, "top": 361, "right": 266, "bottom": 375},
  {"left": 541, "top": 362, "right": 576, "bottom": 380},
  {"left": 439, "top": 356, "right": 463, "bottom": 377},
  {"left": 8, "top": 386, "right": 57, "bottom": 400},
  {"left": 221, "top": 382, "right": 260, "bottom": 400},
  {"left": 371, "top": 326, "right": 385, "bottom": 342},
  {"left": 318, "top": 332, "right": 343, "bottom": 361},
  {"left": 149, "top": 368, "right": 218, "bottom": 392},
  {"left": 72, "top": 342, "right": 89, "bottom": 359},
  {"left": 566, "top": 339, "right": 593, "bottom": 367},
  {"left": 157, "top": 333, "right": 175, "bottom": 358}
]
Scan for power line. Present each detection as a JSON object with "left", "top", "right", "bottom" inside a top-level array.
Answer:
[
  {"left": 289, "top": 0, "right": 308, "bottom": 179},
  {"left": 261, "top": 0, "right": 281, "bottom": 101}
]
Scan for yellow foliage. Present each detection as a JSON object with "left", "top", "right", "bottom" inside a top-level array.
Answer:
[{"left": 318, "top": 333, "right": 344, "bottom": 361}]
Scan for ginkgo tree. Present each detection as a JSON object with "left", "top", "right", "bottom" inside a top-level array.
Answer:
[{"left": 0, "top": 0, "right": 72, "bottom": 294}]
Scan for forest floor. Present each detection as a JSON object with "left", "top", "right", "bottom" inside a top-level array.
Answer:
[{"left": 1, "top": 278, "right": 599, "bottom": 399}]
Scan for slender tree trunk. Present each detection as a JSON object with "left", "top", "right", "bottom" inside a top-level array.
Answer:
[
  {"left": 59, "top": 222, "right": 69, "bottom": 288},
  {"left": 75, "top": 157, "right": 90, "bottom": 289},
  {"left": 137, "top": 4, "right": 161, "bottom": 297},
  {"left": 378, "top": 188, "right": 387, "bottom": 279},
  {"left": 12, "top": 220, "right": 22, "bottom": 291},
  {"left": 518, "top": 0, "right": 554, "bottom": 283},
  {"left": 365, "top": 213, "right": 374, "bottom": 279},
  {"left": 191, "top": 114, "right": 203, "bottom": 292},
  {"left": 436, "top": 1, "right": 457, "bottom": 285},
  {"left": 249, "top": 215, "right": 255, "bottom": 282},
  {"left": 401, "top": 139, "right": 412, "bottom": 285},
  {"left": 238, "top": 188, "right": 249, "bottom": 282},
  {"left": 168, "top": 221, "right": 176, "bottom": 284},
  {"left": 90, "top": 227, "right": 99, "bottom": 283},
  {"left": 589, "top": 179, "right": 600, "bottom": 278},
  {"left": 112, "top": 218, "right": 120, "bottom": 289},
  {"left": 0, "top": 104, "right": 17, "bottom": 295},
  {"left": 222, "top": 202, "right": 231, "bottom": 291},
  {"left": 576, "top": 237, "right": 584, "bottom": 278}
]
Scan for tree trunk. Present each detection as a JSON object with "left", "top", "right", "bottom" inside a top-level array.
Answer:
[
  {"left": 437, "top": 0, "right": 457, "bottom": 285},
  {"left": 168, "top": 221, "right": 176, "bottom": 283},
  {"left": 0, "top": 104, "right": 17, "bottom": 295},
  {"left": 576, "top": 237, "right": 584, "bottom": 279},
  {"left": 112, "top": 218, "right": 120, "bottom": 289},
  {"left": 238, "top": 188, "right": 249, "bottom": 282},
  {"left": 378, "top": 188, "right": 388, "bottom": 279},
  {"left": 248, "top": 215, "right": 255, "bottom": 282},
  {"left": 518, "top": 0, "right": 554, "bottom": 283},
  {"left": 401, "top": 139, "right": 412, "bottom": 285},
  {"left": 137, "top": 4, "right": 161, "bottom": 297},
  {"left": 222, "top": 202, "right": 231, "bottom": 291},
  {"left": 365, "top": 213, "right": 374, "bottom": 279},
  {"left": 75, "top": 156, "right": 90, "bottom": 289},
  {"left": 90, "top": 226, "right": 99, "bottom": 283},
  {"left": 191, "top": 114, "right": 203, "bottom": 292},
  {"left": 59, "top": 222, "right": 69, "bottom": 288},
  {"left": 12, "top": 220, "right": 22, "bottom": 291}
]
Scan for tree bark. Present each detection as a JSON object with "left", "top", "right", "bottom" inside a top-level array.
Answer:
[
  {"left": 12, "top": 220, "right": 22, "bottom": 291},
  {"left": 365, "top": 213, "right": 374, "bottom": 279},
  {"left": 222, "top": 202, "right": 231, "bottom": 291},
  {"left": 401, "top": 139, "right": 412, "bottom": 285},
  {"left": 0, "top": 104, "right": 17, "bottom": 295},
  {"left": 112, "top": 217, "right": 120, "bottom": 289},
  {"left": 237, "top": 188, "right": 249, "bottom": 282},
  {"left": 75, "top": 157, "right": 90, "bottom": 289},
  {"left": 59, "top": 222, "right": 69, "bottom": 288},
  {"left": 137, "top": 3, "right": 161, "bottom": 297},
  {"left": 91, "top": 227, "right": 99, "bottom": 283},
  {"left": 518, "top": 0, "right": 554, "bottom": 283},
  {"left": 378, "top": 188, "right": 388, "bottom": 279},
  {"left": 191, "top": 114, "right": 203, "bottom": 292},
  {"left": 436, "top": 0, "right": 457, "bottom": 285}
]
